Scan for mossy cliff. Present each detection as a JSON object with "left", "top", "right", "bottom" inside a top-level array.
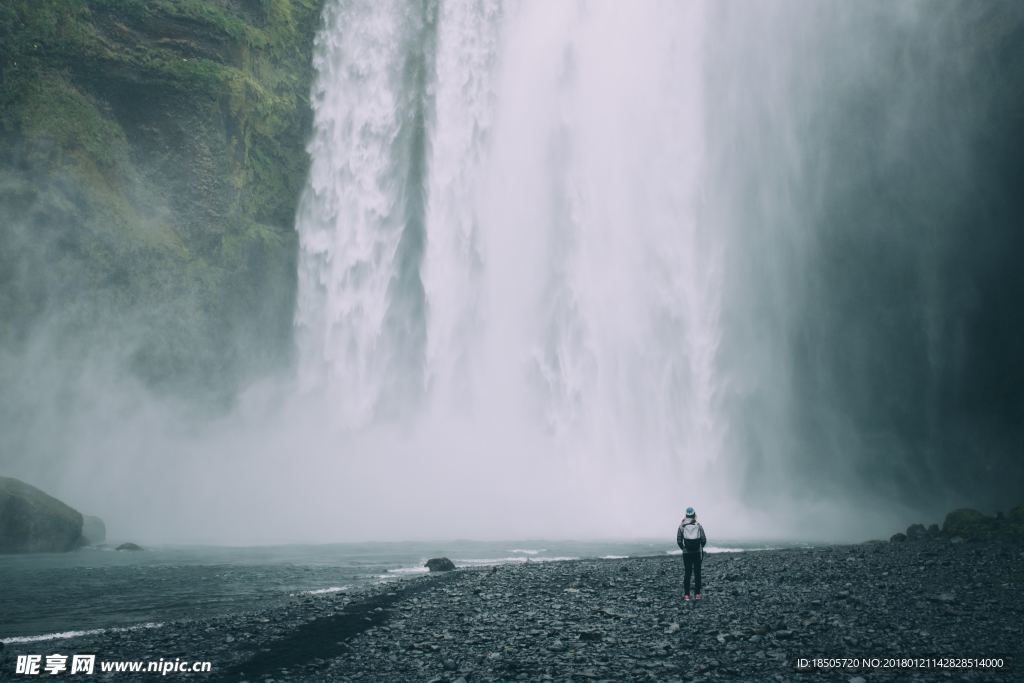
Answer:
[{"left": 0, "top": 0, "right": 324, "bottom": 396}]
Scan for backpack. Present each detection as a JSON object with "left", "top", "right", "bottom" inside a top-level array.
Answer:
[{"left": 680, "top": 520, "right": 702, "bottom": 553}]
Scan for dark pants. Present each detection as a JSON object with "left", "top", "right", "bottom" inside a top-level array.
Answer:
[{"left": 683, "top": 551, "right": 702, "bottom": 594}]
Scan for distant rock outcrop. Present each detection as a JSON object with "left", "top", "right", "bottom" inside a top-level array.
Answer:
[
  {"left": 942, "top": 507, "right": 1024, "bottom": 539},
  {"left": 905, "top": 523, "right": 928, "bottom": 541},
  {"left": 1006, "top": 505, "right": 1024, "bottom": 535},
  {"left": 425, "top": 557, "right": 456, "bottom": 572},
  {"left": 892, "top": 507, "right": 1024, "bottom": 543},
  {"left": 942, "top": 508, "right": 996, "bottom": 538},
  {"left": 116, "top": 542, "right": 143, "bottom": 551},
  {"left": 82, "top": 515, "right": 106, "bottom": 545},
  {"left": 0, "top": 477, "right": 83, "bottom": 553}
]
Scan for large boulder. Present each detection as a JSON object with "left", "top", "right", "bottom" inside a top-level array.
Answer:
[
  {"left": 905, "top": 523, "right": 928, "bottom": 541},
  {"left": 116, "top": 542, "right": 143, "bottom": 551},
  {"left": 425, "top": 557, "right": 457, "bottom": 572},
  {"left": 82, "top": 515, "right": 106, "bottom": 545},
  {"left": 0, "top": 477, "right": 83, "bottom": 553}
]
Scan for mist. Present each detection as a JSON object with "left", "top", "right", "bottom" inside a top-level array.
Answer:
[{"left": 2, "top": 0, "right": 1022, "bottom": 546}]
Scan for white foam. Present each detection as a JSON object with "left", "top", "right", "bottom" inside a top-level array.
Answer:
[
  {"left": 508, "top": 548, "right": 546, "bottom": 555},
  {"left": 600, "top": 555, "right": 629, "bottom": 560},
  {"left": 665, "top": 545, "right": 765, "bottom": 556},
  {"left": 2, "top": 622, "right": 163, "bottom": 645},
  {"left": 303, "top": 585, "right": 350, "bottom": 595},
  {"left": 386, "top": 566, "right": 430, "bottom": 575},
  {"left": 382, "top": 555, "right": 580, "bottom": 577},
  {"left": 456, "top": 556, "right": 578, "bottom": 566}
]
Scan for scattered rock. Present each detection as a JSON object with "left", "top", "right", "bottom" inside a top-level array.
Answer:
[
  {"left": 425, "top": 558, "right": 456, "bottom": 572},
  {"left": 116, "top": 542, "right": 144, "bottom": 551},
  {"left": 5, "top": 525, "right": 1021, "bottom": 682},
  {"left": 0, "top": 476, "right": 84, "bottom": 553}
]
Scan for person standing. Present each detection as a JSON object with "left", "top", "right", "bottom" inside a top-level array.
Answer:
[{"left": 676, "top": 506, "right": 707, "bottom": 601}]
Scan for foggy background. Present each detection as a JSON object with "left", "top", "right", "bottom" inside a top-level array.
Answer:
[{"left": 1, "top": 0, "right": 1022, "bottom": 545}]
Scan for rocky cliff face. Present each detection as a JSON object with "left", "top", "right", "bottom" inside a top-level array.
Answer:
[
  {"left": 0, "top": 0, "right": 323, "bottom": 398},
  {"left": 0, "top": 476, "right": 84, "bottom": 552}
]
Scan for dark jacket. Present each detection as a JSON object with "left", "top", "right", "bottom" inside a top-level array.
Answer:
[{"left": 676, "top": 516, "right": 707, "bottom": 555}]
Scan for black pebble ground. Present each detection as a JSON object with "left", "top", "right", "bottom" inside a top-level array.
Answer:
[{"left": 2, "top": 539, "right": 1020, "bottom": 682}]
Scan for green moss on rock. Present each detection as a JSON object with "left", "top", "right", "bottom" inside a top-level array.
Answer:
[
  {"left": 0, "top": 0, "right": 324, "bottom": 395},
  {"left": 942, "top": 507, "right": 1024, "bottom": 539},
  {"left": 942, "top": 509, "right": 995, "bottom": 538}
]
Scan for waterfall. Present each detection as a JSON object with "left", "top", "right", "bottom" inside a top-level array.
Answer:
[
  {"left": 292, "top": 0, "right": 1013, "bottom": 538},
  {"left": 2, "top": 0, "right": 1015, "bottom": 545},
  {"left": 294, "top": 0, "right": 726, "bottom": 534}
]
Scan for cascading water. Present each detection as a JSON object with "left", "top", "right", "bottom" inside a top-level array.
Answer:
[
  {"left": 287, "top": 0, "right": 1022, "bottom": 540},
  {"left": 294, "top": 0, "right": 730, "bottom": 537},
  {"left": 295, "top": 2, "right": 434, "bottom": 427}
]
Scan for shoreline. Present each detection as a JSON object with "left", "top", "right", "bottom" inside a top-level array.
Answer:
[
  {"left": 0, "top": 541, "right": 778, "bottom": 645},
  {"left": 2, "top": 540, "right": 1021, "bottom": 681}
]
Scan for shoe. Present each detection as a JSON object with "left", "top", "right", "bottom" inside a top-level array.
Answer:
[
  {"left": 683, "top": 594, "right": 690, "bottom": 602},
  {"left": 694, "top": 593, "right": 702, "bottom": 601}
]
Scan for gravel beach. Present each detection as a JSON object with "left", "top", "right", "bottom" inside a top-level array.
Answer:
[{"left": 3, "top": 539, "right": 1020, "bottom": 682}]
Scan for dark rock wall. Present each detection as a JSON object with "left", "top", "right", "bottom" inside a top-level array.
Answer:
[{"left": 0, "top": 476, "right": 83, "bottom": 552}]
